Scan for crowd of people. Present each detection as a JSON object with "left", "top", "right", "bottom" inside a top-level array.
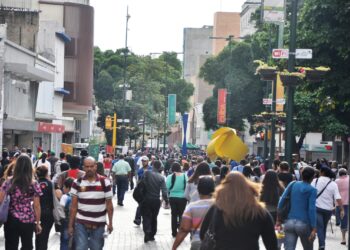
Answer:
[{"left": 0, "top": 146, "right": 348, "bottom": 250}]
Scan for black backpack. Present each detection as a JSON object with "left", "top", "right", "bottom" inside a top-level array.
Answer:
[{"left": 133, "top": 171, "right": 148, "bottom": 204}]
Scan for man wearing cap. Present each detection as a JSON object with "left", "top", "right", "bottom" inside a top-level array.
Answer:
[{"left": 112, "top": 154, "right": 131, "bottom": 206}]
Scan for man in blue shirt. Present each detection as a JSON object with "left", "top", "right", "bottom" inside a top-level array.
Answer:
[{"left": 231, "top": 159, "right": 247, "bottom": 173}]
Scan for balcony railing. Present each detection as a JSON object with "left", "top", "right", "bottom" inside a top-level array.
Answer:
[{"left": 0, "top": 0, "right": 39, "bottom": 10}]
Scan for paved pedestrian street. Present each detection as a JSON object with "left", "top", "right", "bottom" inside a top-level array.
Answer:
[{"left": 0, "top": 189, "right": 348, "bottom": 250}]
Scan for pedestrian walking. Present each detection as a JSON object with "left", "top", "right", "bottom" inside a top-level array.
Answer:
[
  {"left": 55, "top": 156, "right": 85, "bottom": 190},
  {"left": 200, "top": 172, "right": 278, "bottom": 250},
  {"left": 166, "top": 162, "right": 188, "bottom": 237},
  {"left": 172, "top": 176, "right": 215, "bottom": 250},
  {"left": 312, "top": 166, "right": 344, "bottom": 250},
  {"left": 112, "top": 154, "right": 131, "bottom": 206},
  {"left": 278, "top": 161, "right": 294, "bottom": 188},
  {"left": 0, "top": 154, "right": 43, "bottom": 250},
  {"left": 34, "top": 152, "right": 52, "bottom": 178},
  {"left": 59, "top": 177, "right": 74, "bottom": 250},
  {"left": 335, "top": 168, "right": 349, "bottom": 245},
  {"left": 277, "top": 166, "right": 317, "bottom": 250},
  {"left": 184, "top": 162, "right": 211, "bottom": 203},
  {"left": 125, "top": 152, "right": 135, "bottom": 190},
  {"left": 35, "top": 166, "right": 55, "bottom": 250},
  {"left": 260, "top": 169, "right": 284, "bottom": 222},
  {"left": 68, "top": 157, "right": 113, "bottom": 250},
  {"left": 141, "top": 160, "right": 168, "bottom": 243}
]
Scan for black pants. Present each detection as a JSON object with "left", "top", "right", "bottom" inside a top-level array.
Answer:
[
  {"left": 169, "top": 197, "right": 187, "bottom": 236},
  {"left": 35, "top": 212, "right": 54, "bottom": 250},
  {"left": 116, "top": 175, "right": 129, "bottom": 204},
  {"left": 4, "top": 214, "right": 35, "bottom": 250},
  {"left": 129, "top": 173, "right": 135, "bottom": 190},
  {"left": 140, "top": 198, "right": 161, "bottom": 237}
]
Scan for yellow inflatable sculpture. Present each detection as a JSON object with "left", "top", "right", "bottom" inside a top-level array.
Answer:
[{"left": 207, "top": 127, "right": 248, "bottom": 161}]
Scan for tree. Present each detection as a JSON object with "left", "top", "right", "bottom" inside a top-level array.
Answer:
[{"left": 200, "top": 42, "right": 265, "bottom": 131}]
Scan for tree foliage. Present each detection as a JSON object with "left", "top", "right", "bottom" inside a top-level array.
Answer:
[{"left": 94, "top": 49, "right": 194, "bottom": 144}]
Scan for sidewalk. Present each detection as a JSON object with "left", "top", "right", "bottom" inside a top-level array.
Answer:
[{"left": 0, "top": 189, "right": 348, "bottom": 249}]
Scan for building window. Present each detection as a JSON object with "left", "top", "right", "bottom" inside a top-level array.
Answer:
[
  {"left": 63, "top": 81, "right": 75, "bottom": 102},
  {"left": 65, "top": 37, "right": 76, "bottom": 57}
]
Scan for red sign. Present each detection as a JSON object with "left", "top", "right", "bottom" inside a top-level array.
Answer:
[
  {"left": 106, "top": 145, "right": 113, "bottom": 154},
  {"left": 217, "top": 89, "right": 227, "bottom": 124},
  {"left": 38, "top": 122, "right": 65, "bottom": 133},
  {"left": 272, "top": 49, "right": 289, "bottom": 59}
]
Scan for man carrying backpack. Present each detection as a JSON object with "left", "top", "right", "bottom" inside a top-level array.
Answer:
[{"left": 56, "top": 156, "right": 85, "bottom": 190}]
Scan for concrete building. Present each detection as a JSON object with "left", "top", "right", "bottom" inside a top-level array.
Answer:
[
  {"left": 240, "top": 0, "right": 261, "bottom": 38},
  {"left": 39, "top": 0, "right": 94, "bottom": 145},
  {"left": 183, "top": 26, "right": 213, "bottom": 147},
  {"left": 212, "top": 12, "right": 240, "bottom": 55},
  {"left": 0, "top": 24, "right": 56, "bottom": 152}
]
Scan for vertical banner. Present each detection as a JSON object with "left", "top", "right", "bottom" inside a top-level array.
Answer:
[
  {"left": 168, "top": 94, "right": 176, "bottom": 125},
  {"left": 276, "top": 74, "right": 285, "bottom": 112},
  {"left": 88, "top": 144, "right": 100, "bottom": 161},
  {"left": 217, "top": 88, "right": 227, "bottom": 124},
  {"left": 61, "top": 143, "right": 73, "bottom": 155},
  {"left": 182, "top": 113, "right": 189, "bottom": 156},
  {"left": 263, "top": 0, "right": 285, "bottom": 23}
]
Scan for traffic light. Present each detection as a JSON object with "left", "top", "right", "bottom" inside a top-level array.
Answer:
[{"left": 105, "top": 115, "right": 112, "bottom": 130}]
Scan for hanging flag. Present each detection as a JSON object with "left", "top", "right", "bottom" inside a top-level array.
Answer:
[
  {"left": 276, "top": 74, "right": 285, "bottom": 111},
  {"left": 182, "top": 113, "right": 189, "bottom": 156},
  {"left": 168, "top": 94, "right": 176, "bottom": 125},
  {"left": 217, "top": 89, "right": 227, "bottom": 124}
]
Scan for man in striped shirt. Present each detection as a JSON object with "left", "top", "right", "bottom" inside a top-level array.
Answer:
[{"left": 68, "top": 157, "right": 114, "bottom": 250}]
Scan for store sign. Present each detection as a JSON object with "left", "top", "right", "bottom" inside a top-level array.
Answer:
[
  {"left": 38, "top": 122, "right": 65, "bottom": 133},
  {"left": 272, "top": 49, "right": 313, "bottom": 59},
  {"left": 217, "top": 89, "right": 227, "bottom": 124},
  {"left": 263, "top": 0, "right": 285, "bottom": 23}
]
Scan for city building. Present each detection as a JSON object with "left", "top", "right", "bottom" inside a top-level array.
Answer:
[
  {"left": 39, "top": 0, "right": 94, "bottom": 145},
  {"left": 183, "top": 26, "right": 213, "bottom": 148},
  {"left": 212, "top": 12, "right": 240, "bottom": 55},
  {"left": 240, "top": 0, "right": 261, "bottom": 38}
]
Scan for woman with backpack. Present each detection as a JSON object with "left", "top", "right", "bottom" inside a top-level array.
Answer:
[{"left": 166, "top": 162, "right": 188, "bottom": 237}]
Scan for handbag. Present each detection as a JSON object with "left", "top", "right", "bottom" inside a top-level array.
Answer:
[
  {"left": 0, "top": 181, "right": 11, "bottom": 225},
  {"left": 200, "top": 206, "right": 218, "bottom": 250},
  {"left": 52, "top": 185, "right": 65, "bottom": 225},
  {"left": 133, "top": 172, "right": 148, "bottom": 204},
  {"left": 277, "top": 181, "right": 296, "bottom": 222}
]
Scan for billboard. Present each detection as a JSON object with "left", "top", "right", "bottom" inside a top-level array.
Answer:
[
  {"left": 168, "top": 94, "right": 176, "bottom": 125},
  {"left": 263, "top": 0, "right": 285, "bottom": 23},
  {"left": 217, "top": 89, "right": 227, "bottom": 124}
]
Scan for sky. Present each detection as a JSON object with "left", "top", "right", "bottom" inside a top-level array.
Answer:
[{"left": 90, "top": 0, "right": 246, "bottom": 56}]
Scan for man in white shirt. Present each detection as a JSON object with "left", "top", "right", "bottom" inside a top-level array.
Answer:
[{"left": 311, "top": 166, "right": 344, "bottom": 250}]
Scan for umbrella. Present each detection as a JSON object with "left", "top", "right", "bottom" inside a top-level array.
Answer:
[{"left": 207, "top": 127, "right": 248, "bottom": 161}]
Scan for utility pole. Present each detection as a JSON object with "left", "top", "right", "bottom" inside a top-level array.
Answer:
[
  {"left": 285, "top": 0, "right": 298, "bottom": 166},
  {"left": 121, "top": 6, "right": 130, "bottom": 146}
]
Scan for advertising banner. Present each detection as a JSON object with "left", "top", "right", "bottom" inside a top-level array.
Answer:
[
  {"left": 217, "top": 89, "right": 227, "bottom": 124},
  {"left": 168, "top": 94, "right": 176, "bottom": 125},
  {"left": 182, "top": 113, "right": 189, "bottom": 156}
]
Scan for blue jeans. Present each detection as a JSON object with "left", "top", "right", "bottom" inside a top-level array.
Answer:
[
  {"left": 284, "top": 219, "right": 313, "bottom": 250},
  {"left": 60, "top": 220, "right": 70, "bottom": 250},
  {"left": 74, "top": 223, "right": 105, "bottom": 250},
  {"left": 336, "top": 205, "right": 348, "bottom": 231},
  {"left": 116, "top": 175, "right": 129, "bottom": 204},
  {"left": 316, "top": 207, "right": 332, "bottom": 249}
]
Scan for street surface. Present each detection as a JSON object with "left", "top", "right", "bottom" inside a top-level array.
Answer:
[{"left": 0, "top": 188, "right": 347, "bottom": 250}]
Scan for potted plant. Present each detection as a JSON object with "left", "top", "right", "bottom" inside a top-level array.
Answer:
[
  {"left": 298, "top": 66, "right": 330, "bottom": 82},
  {"left": 279, "top": 71, "right": 305, "bottom": 86},
  {"left": 254, "top": 60, "right": 277, "bottom": 81}
]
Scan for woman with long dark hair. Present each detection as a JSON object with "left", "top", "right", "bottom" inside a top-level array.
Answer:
[
  {"left": 0, "top": 154, "right": 42, "bottom": 250},
  {"left": 200, "top": 172, "right": 277, "bottom": 249},
  {"left": 184, "top": 162, "right": 211, "bottom": 203},
  {"left": 260, "top": 170, "right": 284, "bottom": 221},
  {"left": 166, "top": 162, "right": 188, "bottom": 237}
]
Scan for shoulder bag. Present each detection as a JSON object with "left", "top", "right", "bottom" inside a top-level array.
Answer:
[
  {"left": 0, "top": 181, "right": 11, "bottom": 225},
  {"left": 277, "top": 181, "right": 296, "bottom": 222},
  {"left": 133, "top": 171, "right": 148, "bottom": 204},
  {"left": 200, "top": 206, "right": 218, "bottom": 250}
]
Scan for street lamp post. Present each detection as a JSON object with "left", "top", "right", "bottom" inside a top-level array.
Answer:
[
  {"left": 121, "top": 7, "right": 130, "bottom": 146},
  {"left": 285, "top": 0, "right": 298, "bottom": 166}
]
